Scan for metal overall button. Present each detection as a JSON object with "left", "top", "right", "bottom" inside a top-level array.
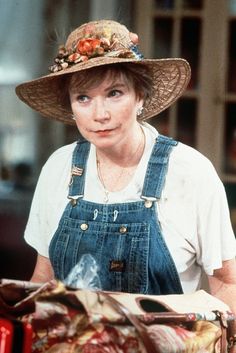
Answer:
[
  {"left": 119, "top": 226, "right": 127, "bottom": 234},
  {"left": 144, "top": 200, "right": 153, "bottom": 208},
  {"left": 67, "top": 195, "right": 83, "bottom": 207},
  {"left": 70, "top": 198, "right": 77, "bottom": 206},
  {"left": 80, "top": 223, "right": 89, "bottom": 231},
  {"left": 141, "top": 196, "right": 157, "bottom": 209}
]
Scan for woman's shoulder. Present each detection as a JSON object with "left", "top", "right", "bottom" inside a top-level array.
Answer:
[
  {"left": 169, "top": 141, "right": 224, "bottom": 192},
  {"left": 143, "top": 123, "right": 217, "bottom": 173},
  {"left": 42, "top": 141, "right": 77, "bottom": 170},
  {"left": 47, "top": 141, "right": 77, "bottom": 162},
  {"left": 143, "top": 123, "right": 218, "bottom": 180},
  {"left": 172, "top": 142, "right": 216, "bottom": 174},
  {"left": 39, "top": 142, "right": 78, "bottom": 184}
]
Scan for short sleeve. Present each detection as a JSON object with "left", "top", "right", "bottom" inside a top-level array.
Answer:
[
  {"left": 195, "top": 162, "right": 236, "bottom": 274},
  {"left": 24, "top": 143, "right": 74, "bottom": 257},
  {"left": 24, "top": 164, "right": 53, "bottom": 256}
]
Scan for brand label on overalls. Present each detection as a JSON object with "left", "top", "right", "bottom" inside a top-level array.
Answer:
[{"left": 109, "top": 260, "right": 126, "bottom": 272}]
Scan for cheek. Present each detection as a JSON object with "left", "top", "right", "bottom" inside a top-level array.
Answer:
[
  {"left": 71, "top": 101, "right": 80, "bottom": 117},
  {"left": 70, "top": 97, "right": 89, "bottom": 118},
  {"left": 72, "top": 104, "right": 91, "bottom": 122},
  {"left": 113, "top": 98, "right": 138, "bottom": 116},
  {"left": 118, "top": 101, "right": 139, "bottom": 122},
  {"left": 75, "top": 119, "right": 82, "bottom": 131},
  {"left": 74, "top": 119, "right": 91, "bottom": 141},
  {"left": 74, "top": 118, "right": 88, "bottom": 133}
]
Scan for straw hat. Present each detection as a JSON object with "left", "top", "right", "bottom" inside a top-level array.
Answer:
[{"left": 15, "top": 20, "right": 191, "bottom": 125}]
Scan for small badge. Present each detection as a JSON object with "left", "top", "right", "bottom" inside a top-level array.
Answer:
[
  {"left": 71, "top": 165, "right": 83, "bottom": 176},
  {"left": 109, "top": 260, "right": 126, "bottom": 272},
  {"left": 69, "top": 165, "right": 84, "bottom": 185}
]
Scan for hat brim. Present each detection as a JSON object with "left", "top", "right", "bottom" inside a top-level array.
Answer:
[{"left": 15, "top": 56, "right": 191, "bottom": 125}]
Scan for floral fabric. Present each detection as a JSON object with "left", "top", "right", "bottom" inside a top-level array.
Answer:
[{"left": 21, "top": 286, "right": 223, "bottom": 353}]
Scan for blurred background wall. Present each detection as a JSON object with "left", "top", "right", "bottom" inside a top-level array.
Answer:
[{"left": 0, "top": 0, "right": 235, "bottom": 280}]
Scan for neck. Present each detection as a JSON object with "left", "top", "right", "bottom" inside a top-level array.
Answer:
[
  {"left": 95, "top": 124, "right": 146, "bottom": 197},
  {"left": 96, "top": 124, "right": 145, "bottom": 168}
]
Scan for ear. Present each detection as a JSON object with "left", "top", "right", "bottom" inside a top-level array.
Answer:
[{"left": 137, "top": 97, "right": 144, "bottom": 107}]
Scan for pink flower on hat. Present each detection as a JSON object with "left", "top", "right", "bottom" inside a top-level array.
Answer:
[{"left": 68, "top": 52, "right": 88, "bottom": 63}]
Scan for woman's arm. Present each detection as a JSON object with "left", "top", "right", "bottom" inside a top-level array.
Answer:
[
  {"left": 208, "top": 258, "right": 236, "bottom": 352},
  {"left": 30, "top": 254, "right": 55, "bottom": 283}
]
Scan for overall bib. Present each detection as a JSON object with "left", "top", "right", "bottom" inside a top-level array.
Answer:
[{"left": 49, "top": 135, "right": 183, "bottom": 295}]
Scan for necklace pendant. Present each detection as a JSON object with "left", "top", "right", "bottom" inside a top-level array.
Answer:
[{"left": 104, "top": 189, "right": 109, "bottom": 203}]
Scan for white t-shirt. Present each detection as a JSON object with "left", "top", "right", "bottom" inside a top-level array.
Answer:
[{"left": 24, "top": 123, "right": 236, "bottom": 293}]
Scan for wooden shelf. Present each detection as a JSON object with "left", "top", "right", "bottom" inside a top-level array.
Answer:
[
  {"left": 135, "top": 0, "right": 236, "bottom": 219},
  {"left": 152, "top": 9, "right": 203, "bottom": 18}
]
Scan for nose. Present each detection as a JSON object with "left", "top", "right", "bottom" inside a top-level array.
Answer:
[{"left": 93, "top": 98, "right": 110, "bottom": 122}]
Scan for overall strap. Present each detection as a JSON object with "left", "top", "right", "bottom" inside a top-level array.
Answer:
[
  {"left": 68, "top": 140, "right": 91, "bottom": 199},
  {"left": 141, "top": 134, "right": 177, "bottom": 200}
]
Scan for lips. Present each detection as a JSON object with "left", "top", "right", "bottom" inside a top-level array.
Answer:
[
  {"left": 89, "top": 125, "right": 120, "bottom": 136},
  {"left": 95, "top": 127, "right": 114, "bottom": 132},
  {"left": 93, "top": 126, "right": 118, "bottom": 133},
  {"left": 95, "top": 129, "right": 114, "bottom": 136}
]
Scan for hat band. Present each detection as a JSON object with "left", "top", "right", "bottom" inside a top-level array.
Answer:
[{"left": 49, "top": 35, "right": 144, "bottom": 73}]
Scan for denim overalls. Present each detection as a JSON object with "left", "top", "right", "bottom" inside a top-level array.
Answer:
[{"left": 49, "top": 135, "right": 183, "bottom": 295}]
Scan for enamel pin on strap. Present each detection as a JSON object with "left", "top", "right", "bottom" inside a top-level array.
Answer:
[{"left": 69, "top": 165, "right": 84, "bottom": 186}]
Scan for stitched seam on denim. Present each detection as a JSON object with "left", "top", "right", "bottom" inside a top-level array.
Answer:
[{"left": 142, "top": 134, "right": 178, "bottom": 198}]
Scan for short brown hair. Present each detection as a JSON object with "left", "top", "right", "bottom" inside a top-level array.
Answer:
[{"left": 58, "top": 63, "right": 153, "bottom": 116}]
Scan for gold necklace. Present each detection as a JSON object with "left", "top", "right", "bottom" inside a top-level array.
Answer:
[
  {"left": 96, "top": 159, "right": 112, "bottom": 203},
  {"left": 96, "top": 126, "right": 145, "bottom": 203}
]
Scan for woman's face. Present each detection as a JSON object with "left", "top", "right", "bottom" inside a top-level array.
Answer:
[{"left": 69, "top": 72, "right": 143, "bottom": 150}]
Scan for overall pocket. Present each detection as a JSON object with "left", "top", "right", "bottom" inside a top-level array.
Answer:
[{"left": 49, "top": 217, "right": 150, "bottom": 293}]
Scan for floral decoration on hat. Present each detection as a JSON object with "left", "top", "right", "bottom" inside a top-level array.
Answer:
[{"left": 49, "top": 31, "right": 143, "bottom": 73}]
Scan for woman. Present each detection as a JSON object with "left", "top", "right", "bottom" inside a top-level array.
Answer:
[{"left": 16, "top": 19, "right": 236, "bottom": 346}]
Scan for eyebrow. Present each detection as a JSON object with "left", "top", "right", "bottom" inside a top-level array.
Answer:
[
  {"left": 104, "top": 83, "right": 127, "bottom": 92},
  {"left": 72, "top": 82, "right": 127, "bottom": 95}
]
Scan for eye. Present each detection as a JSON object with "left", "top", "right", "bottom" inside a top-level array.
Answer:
[
  {"left": 76, "top": 94, "right": 90, "bottom": 103},
  {"left": 108, "top": 89, "right": 122, "bottom": 98}
]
